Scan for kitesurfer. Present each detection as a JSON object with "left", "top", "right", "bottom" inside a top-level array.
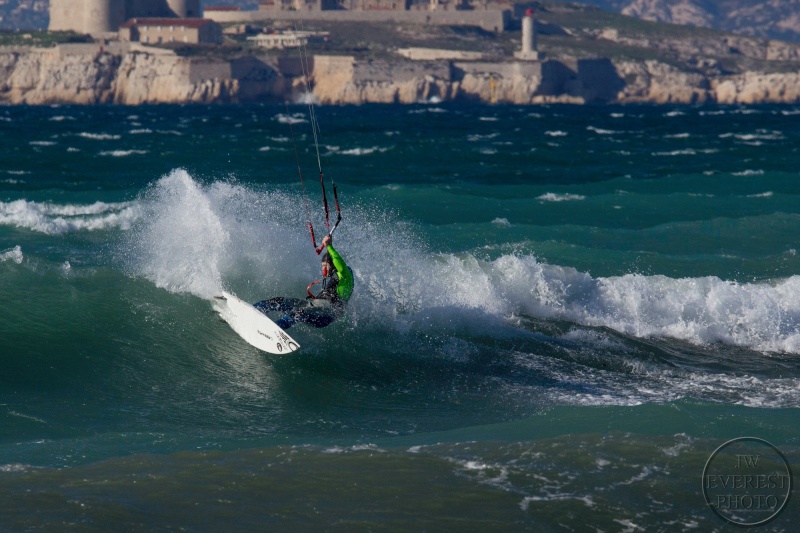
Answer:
[{"left": 254, "top": 235, "right": 353, "bottom": 330}]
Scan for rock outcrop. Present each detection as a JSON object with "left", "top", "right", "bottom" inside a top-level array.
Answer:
[
  {"left": 0, "top": 43, "right": 285, "bottom": 105},
  {"left": 3, "top": 42, "right": 800, "bottom": 106}
]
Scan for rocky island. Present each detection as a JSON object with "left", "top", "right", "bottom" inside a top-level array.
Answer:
[{"left": 2, "top": 1, "right": 800, "bottom": 105}]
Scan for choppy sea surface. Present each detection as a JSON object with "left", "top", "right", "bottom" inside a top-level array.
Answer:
[{"left": 1, "top": 103, "right": 798, "bottom": 531}]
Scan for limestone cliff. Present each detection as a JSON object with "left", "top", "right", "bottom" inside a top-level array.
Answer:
[
  {"left": 2, "top": 43, "right": 800, "bottom": 106},
  {"left": 0, "top": 43, "right": 285, "bottom": 105}
]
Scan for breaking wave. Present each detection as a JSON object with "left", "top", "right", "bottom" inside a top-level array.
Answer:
[
  {"left": 121, "top": 171, "right": 800, "bottom": 355},
  {"left": 0, "top": 199, "right": 139, "bottom": 235}
]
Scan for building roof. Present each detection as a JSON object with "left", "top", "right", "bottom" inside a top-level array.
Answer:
[
  {"left": 204, "top": 6, "right": 241, "bottom": 11},
  {"left": 120, "top": 18, "right": 216, "bottom": 29}
]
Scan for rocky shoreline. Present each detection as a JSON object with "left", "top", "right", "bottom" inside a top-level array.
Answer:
[{"left": 2, "top": 41, "right": 800, "bottom": 106}]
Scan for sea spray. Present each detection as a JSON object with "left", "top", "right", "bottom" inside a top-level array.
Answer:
[{"left": 119, "top": 169, "right": 229, "bottom": 299}]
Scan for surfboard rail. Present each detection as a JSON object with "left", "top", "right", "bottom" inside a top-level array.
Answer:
[{"left": 213, "top": 291, "right": 301, "bottom": 354}]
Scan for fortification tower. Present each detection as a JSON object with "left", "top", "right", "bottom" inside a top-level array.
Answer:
[
  {"left": 166, "top": 0, "right": 202, "bottom": 18},
  {"left": 50, "top": 0, "right": 201, "bottom": 35},
  {"left": 49, "top": 0, "right": 125, "bottom": 35},
  {"left": 88, "top": 0, "right": 126, "bottom": 34}
]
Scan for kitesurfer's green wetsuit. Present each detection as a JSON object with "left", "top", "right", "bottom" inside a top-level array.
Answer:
[{"left": 323, "top": 244, "right": 353, "bottom": 302}]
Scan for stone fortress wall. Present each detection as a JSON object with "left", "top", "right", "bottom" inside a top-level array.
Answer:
[
  {"left": 49, "top": 0, "right": 202, "bottom": 35},
  {"left": 204, "top": 7, "right": 510, "bottom": 34}
]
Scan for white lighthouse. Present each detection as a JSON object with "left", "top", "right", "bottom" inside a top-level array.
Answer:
[{"left": 515, "top": 8, "right": 541, "bottom": 61}]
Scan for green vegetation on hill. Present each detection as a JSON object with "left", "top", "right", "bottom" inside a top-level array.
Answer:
[{"left": 0, "top": 30, "right": 92, "bottom": 47}]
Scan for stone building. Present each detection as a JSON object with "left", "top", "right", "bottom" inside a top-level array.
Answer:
[
  {"left": 119, "top": 17, "right": 223, "bottom": 44},
  {"left": 258, "top": 0, "right": 476, "bottom": 11},
  {"left": 49, "top": 0, "right": 202, "bottom": 35},
  {"left": 258, "top": 0, "right": 339, "bottom": 12}
]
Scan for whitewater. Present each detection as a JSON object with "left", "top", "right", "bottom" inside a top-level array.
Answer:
[{"left": 5, "top": 167, "right": 800, "bottom": 356}]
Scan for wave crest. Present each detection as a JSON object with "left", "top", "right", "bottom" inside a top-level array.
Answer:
[{"left": 0, "top": 199, "right": 139, "bottom": 235}]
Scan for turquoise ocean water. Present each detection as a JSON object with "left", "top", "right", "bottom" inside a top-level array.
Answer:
[{"left": 1, "top": 103, "right": 799, "bottom": 531}]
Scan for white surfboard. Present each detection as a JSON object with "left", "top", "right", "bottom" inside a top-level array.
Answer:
[{"left": 213, "top": 291, "right": 301, "bottom": 354}]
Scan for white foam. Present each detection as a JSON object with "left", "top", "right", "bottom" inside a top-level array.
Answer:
[
  {"left": 468, "top": 133, "right": 500, "bottom": 141},
  {"left": 322, "top": 444, "right": 382, "bottom": 454},
  {"left": 0, "top": 463, "right": 33, "bottom": 472},
  {"left": 292, "top": 92, "right": 318, "bottom": 105},
  {"left": 720, "top": 131, "right": 784, "bottom": 141},
  {"left": 547, "top": 272, "right": 800, "bottom": 354},
  {"left": 0, "top": 200, "right": 139, "bottom": 235},
  {"left": 408, "top": 107, "right": 448, "bottom": 114},
  {"left": 371, "top": 251, "right": 800, "bottom": 354},
  {"left": 652, "top": 149, "right": 696, "bottom": 156},
  {"left": 0, "top": 245, "right": 23, "bottom": 264},
  {"left": 491, "top": 218, "right": 511, "bottom": 227},
  {"left": 587, "top": 126, "right": 618, "bottom": 135},
  {"left": 339, "top": 146, "right": 388, "bottom": 156},
  {"left": 8, "top": 410, "right": 47, "bottom": 424},
  {"left": 275, "top": 112, "right": 307, "bottom": 125},
  {"left": 99, "top": 149, "right": 148, "bottom": 157},
  {"left": 537, "top": 193, "right": 586, "bottom": 202},
  {"left": 77, "top": 132, "right": 121, "bottom": 140},
  {"left": 519, "top": 494, "right": 595, "bottom": 511}
]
